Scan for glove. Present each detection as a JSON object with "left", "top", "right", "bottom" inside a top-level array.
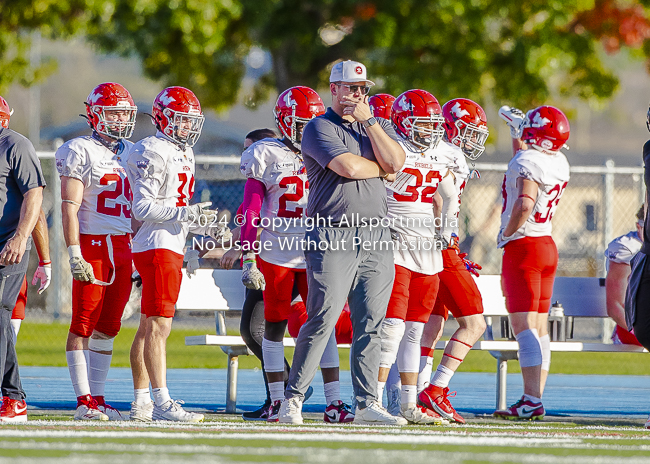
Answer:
[
  {"left": 68, "top": 245, "right": 95, "bottom": 282},
  {"left": 69, "top": 257, "right": 95, "bottom": 282},
  {"left": 31, "top": 262, "right": 52, "bottom": 294},
  {"left": 207, "top": 223, "right": 233, "bottom": 243},
  {"left": 498, "top": 105, "right": 526, "bottom": 139},
  {"left": 184, "top": 249, "right": 200, "bottom": 278},
  {"left": 459, "top": 252, "right": 482, "bottom": 277},
  {"left": 185, "top": 202, "right": 219, "bottom": 224},
  {"left": 131, "top": 270, "right": 142, "bottom": 288},
  {"left": 241, "top": 252, "right": 265, "bottom": 290}
]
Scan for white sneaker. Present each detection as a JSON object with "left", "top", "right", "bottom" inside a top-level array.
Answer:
[
  {"left": 400, "top": 403, "right": 447, "bottom": 425},
  {"left": 387, "top": 385, "right": 401, "bottom": 416},
  {"left": 153, "top": 400, "right": 204, "bottom": 423},
  {"left": 278, "top": 397, "right": 303, "bottom": 424},
  {"left": 74, "top": 404, "right": 108, "bottom": 421},
  {"left": 130, "top": 401, "right": 154, "bottom": 422},
  {"left": 353, "top": 401, "right": 407, "bottom": 426}
]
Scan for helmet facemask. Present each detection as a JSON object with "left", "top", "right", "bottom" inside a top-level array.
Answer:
[
  {"left": 91, "top": 105, "right": 137, "bottom": 139},
  {"left": 163, "top": 108, "right": 204, "bottom": 148},
  {"left": 453, "top": 120, "right": 489, "bottom": 160},
  {"left": 276, "top": 105, "right": 312, "bottom": 150},
  {"left": 404, "top": 115, "right": 444, "bottom": 150}
]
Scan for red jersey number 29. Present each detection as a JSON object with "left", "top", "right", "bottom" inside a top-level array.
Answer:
[{"left": 176, "top": 173, "right": 195, "bottom": 207}]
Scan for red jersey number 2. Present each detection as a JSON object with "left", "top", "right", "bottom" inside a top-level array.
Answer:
[
  {"left": 97, "top": 174, "right": 132, "bottom": 218},
  {"left": 176, "top": 173, "right": 195, "bottom": 207}
]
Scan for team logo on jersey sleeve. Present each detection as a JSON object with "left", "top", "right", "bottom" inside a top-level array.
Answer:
[
  {"left": 136, "top": 160, "right": 149, "bottom": 170},
  {"left": 518, "top": 166, "right": 533, "bottom": 180}
]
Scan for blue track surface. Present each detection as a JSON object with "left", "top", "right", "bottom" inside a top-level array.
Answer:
[{"left": 20, "top": 366, "right": 650, "bottom": 417}]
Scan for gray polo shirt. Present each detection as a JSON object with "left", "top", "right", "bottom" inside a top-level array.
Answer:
[
  {"left": 0, "top": 128, "right": 46, "bottom": 251},
  {"left": 302, "top": 108, "right": 400, "bottom": 224}
]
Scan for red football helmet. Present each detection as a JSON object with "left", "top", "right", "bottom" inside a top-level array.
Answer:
[
  {"left": 391, "top": 89, "right": 444, "bottom": 150},
  {"left": 274, "top": 86, "right": 325, "bottom": 148},
  {"left": 522, "top": 106, "right": 570, "bottom": 152},
  {"left": 0, "top": 96, "right": 12, "bottom": 129},
  {"left": 369, "top": 94, "right": 395, "bottom": 120},
  {"left": 152, "top": 86, "right": 204, "bottom": 148},
  {"left": 442, "top": 98, "right": 489, "bottom": 160},
  {"left": 85, "top": 83, "right": 137, "bottom": 139}
]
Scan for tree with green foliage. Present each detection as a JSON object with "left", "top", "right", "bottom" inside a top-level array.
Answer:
[{"left": 2, "top": 0, "right": 650, "bottom": 111}]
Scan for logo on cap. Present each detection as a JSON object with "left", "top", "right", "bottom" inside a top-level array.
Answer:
[{"left": 355, "top": 66, "right": 362, "bottom": 74}]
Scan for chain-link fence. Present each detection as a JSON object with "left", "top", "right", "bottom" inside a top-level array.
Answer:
[{"left": 21, "top": 154, "right": 645, "bottom": 361}]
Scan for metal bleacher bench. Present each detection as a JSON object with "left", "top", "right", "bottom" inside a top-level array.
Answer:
[{"left": 177, "top": 269, "right": 647, "bottom": 413}]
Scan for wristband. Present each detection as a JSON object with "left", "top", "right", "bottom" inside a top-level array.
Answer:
[
  {"left": 67, "top": 245, "right": 82, "bottom": 260},
  {"left": 39, "top": 260, "right": 52, "bottom": 266}
]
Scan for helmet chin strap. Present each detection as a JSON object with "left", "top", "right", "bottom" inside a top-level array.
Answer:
[{"left": 91, "top": 131, "right": 122, "bottom": 153}]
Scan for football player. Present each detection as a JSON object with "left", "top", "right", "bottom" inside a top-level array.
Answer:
[
  {"left": 492, "top": 105, "right": 570, "bottom": 420},
  {"left": 605, "top": 206, "right": 644, "bottom": 346},
  {"left": 55, "top": 83, "right": 137, "bottom": 421},
  {"left": 377, "top": 89, "right": 455, "bottom": 425},
  {"left": 416, "top": 98, "right": 489, "bottom": 424},
  {"left": 239, "top": 86, "right": 353, "bottom": 423},
  {"left": 127, "top": 86, "right": 226, "bottom": 423}
]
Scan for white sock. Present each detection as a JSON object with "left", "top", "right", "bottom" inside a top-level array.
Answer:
[
  {"left": 66, "top": 350, "right": 90, "bottom": 398},
  {"left": 431, "top": 364, "right": 455, "bottom": 388},
  {"left": 83, "top": 350, "right": 89, "bottom": 369},
  {"left": 523, "top": 394, "right": 542, "bottom": 404},
  {"left": 401, "top": 384, "right": 417, "bottom": 407},
  {"left": 377, "top": 381, "right": 386, "bottom": 404},
  {"left": 10, "top": 319, "right": 21, "bottom": 344},
  {"left": 134, "top": 388, "right": 151, "bottom": 406},
  {"left": 418, "top": 355, "right": 434, "bottom": 392},
  {"left": 88, "top": 351, "right": 112, "bottom": 397},
  {"left": 152, "top": 387, "right": 171, "bottom": 406},
  {"left": 323, "top": 380, "right": 340, "bottom": 405},
  {"left": 268, "top": 381, "right": 284, "bottom": 402}
]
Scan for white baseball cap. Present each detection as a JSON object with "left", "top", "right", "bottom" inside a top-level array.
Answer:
[{"left": 329, "top": 60, "right": 375, "bottom": 86}]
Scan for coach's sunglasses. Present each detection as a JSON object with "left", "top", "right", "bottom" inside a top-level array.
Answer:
[{"left": 336, "top": 83, "right": 371, "bottom": 95}]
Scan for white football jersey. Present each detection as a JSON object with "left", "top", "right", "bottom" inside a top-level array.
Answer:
[
  {"left": 438, "top": 141, "right": 471, "bottom": 237},
  {"left": 385, "top": 140, "right": 452, "bottom": 274},
  {"left": 498, "top": 148, "right": 570, "bottom": 247},
  {"left": 55, "top": 136, "right": 133, "bottom": 235},
  {"left": 240, "top": 138, "right": 308, "bottom": 268},
  {"left": 605, "top": 230, "right": 642, "bottom": 268},
  {"left": 127, "top": 132, "right": 195, "bottom": 255}
]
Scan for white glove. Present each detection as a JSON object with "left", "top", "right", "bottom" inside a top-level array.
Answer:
[
  {"left": 241, "top": 252, "right": 265, "bottom": 290},
  {"left": 68, "top": 245, "right": 95, "bottom": 282},
  {"left": 184, "top": 202, "right": 219, "bottom": 224},
  {"left": 31, "top": 262, "right": 52, "bottom": 294},
  {"left": 207, "top": 223, "right": 233, "bottom": 243},
  {"left": 498, "top": 105, "right": 527, "bottom": 139},
  {"left": 184, "top": 249, "right": 200, "bottom": 278}
]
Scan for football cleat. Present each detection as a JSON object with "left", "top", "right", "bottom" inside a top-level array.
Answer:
[
  {"left": 386, "top": 385, "right": 401, "bottom": 417},
  {"left": 493, "top": 396, "right": 545, "bottom": 421},
  {"left": 94, "top": 396, "right": 124, "bottom": 421},
  {"left": 401, "top": 403, "right": 447, "bottom": 425},
  {"left": 74, "top": 394, "right": 108, "bottom": 421},
  {"left": 0, "top": 397, "right": 27, "bottom": 423},
  {"left": 266, "top": 400, "right": 282, "bottom": 423},
  {"left": 130, "top": 401, "right": 154, "bottom": 422},
  {"left": 353, "top": 401, "right": 407, "bottom": 426},
  {"left": 278, "top": 397, "right": 303, "bottom": 425},
  {"left": 418, "top": 385, "right": 465, "bottom": 424},
  {"left": 242, "top": 400, "right": 271, "bottom": 421},
  {"left": 324, "top": 400, "right": 355, "bottom": 423},
  {"left": 153, "top": 399, "right": 204, "bottom": 423}
]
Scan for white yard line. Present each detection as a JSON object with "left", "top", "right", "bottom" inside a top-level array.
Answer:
[{"left": 0, "top": 442, "right": 648, "bottom": 464}]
